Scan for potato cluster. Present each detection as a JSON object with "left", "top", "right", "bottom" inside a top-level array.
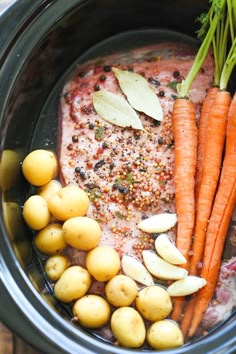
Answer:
[{"left": 21, "top": 149, "right": 184, "bottom": 351}]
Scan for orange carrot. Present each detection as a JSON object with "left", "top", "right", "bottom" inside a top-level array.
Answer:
[
  {"left": 195, "top": 86, "right": 219, "bottom": 205},
  {"left": 188, "top": 92, "right": 236, "bottom": 337},
  {"left": 180, "top": 295, "right": 196, "bottom": 337},
  {"left": 170, "top": 99, "right": 197, "bottom": 323},
  {"left": 170, "top": 0, "right": 225, "bottom": 321},
  {"left": 172, "top": 98, "right": 197, "bottom": 263},
  {"left": 171, "top": 297, "right": 185, "bottom": 322},
  {"left": 190, "top": 90, "right": 231, "bottom": 277}
]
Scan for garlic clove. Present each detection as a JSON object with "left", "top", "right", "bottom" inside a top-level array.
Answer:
[
  {"left": 142, "top": 250, "right": 188, "bottom": 280},
  {"left": 121, "top": 255, "right": 154, "bottom": 286},
  {"left": 138, "top": 213, "right": 177, "bottom": 233},
  {"left": 167, "top": 276, "right": 207, "bottom": 296},
  {"left": 155, "top": 234, "right": 186, "bottom": 265}
]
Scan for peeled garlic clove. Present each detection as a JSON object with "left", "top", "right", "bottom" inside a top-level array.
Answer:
[
  {"left": 155, "top": 234, "right": 186, "bottom": 265},
  {"left": 142, "top": 250, "right": 188, "bottom": 280},
  {"left": 167, "top": 276, "right": 207, "bottom": 296},
  {"left": 121, "top": 255, "right": 154, "bottom": 286},
  {"left": 138, "top": 213, "right": 177, "bottom": 233}
]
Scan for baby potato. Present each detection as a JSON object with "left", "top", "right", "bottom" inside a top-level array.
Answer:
[
  {"left": 23, "top": 195, "right": 50, "bottom": 230},
  {"left": 34, "top": 223, "right": 67, "bottom": 255},
  {"left": 54, "top": 265, "right": 91, "bottom": 303},
  {"left": 45, "top": 254, "right": 70, "bottom": 281},
  {"left": 105, "top": 275, "right": 138, "bottom": 307},
  {"left": 62, "top": 216, "right": 101, "bottom": 251},
  {"left": 48, "top": 185, "right": 89, "bottom": 221},
  {"left": 73, "top": 295, "right": 111, "bottom": 328},
  {"left": 147, "top": 320, "right": 184, "bottom": 349},
  {"left": 111, "top": 307, "right": 146, "bottom": 348},
  {"left": 22, "top": 149, "right": 58, "bottom": 186},
  {"left": 135, "top": 285, "right": 172, "bottom": 322},
  {"left": 86, "top": 246, "right": 120, "bottom": 282},
  {"left": 37, "top": 180, "right": 62, "bottom": 201}
]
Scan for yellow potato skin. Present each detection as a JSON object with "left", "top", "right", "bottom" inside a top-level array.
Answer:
[
  {"left": 62, "top": 216, "right": 101, "bottom": 251},
  {"left": 147, "top": 320, "right": 184, "bottom": 349},
  {"left": 73, "top": 295, "right": 111, "bottom": 328},
  {"left": 45, "top": 254, "right": 70, "bottom": 281},
  {"left": 135, "top": 285, "right": 172, "bottom": 322},
  {"left": 86, "top": 246, "right": 120, "bottom": 282},
  {"left": 105, "top": 275, "right": 138, "bottom": 307},
  {"left": 111, "top": 307, "right": 146, "bottom": 348},
  {"left": 37, "top": 180, "right": 62, "bottom": 201},
  {"left": 22, "top": 149, "right": 58, "bottom": 186},
  {"left": 54, "top": 265, "right": 91, "bottom": 303},
  {"left": 48, "top": 185, "right": 89, "bottom": 221},
  {"left": 34, "top": 223, "right": 67, "bottom": 255},
  {"left": 23, "top": 195, "right": 51, "bottom": 230}
]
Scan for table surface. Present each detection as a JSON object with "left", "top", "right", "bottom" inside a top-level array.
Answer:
[{"left": 0, "top": 323, "right": 41, "bottom": 354}]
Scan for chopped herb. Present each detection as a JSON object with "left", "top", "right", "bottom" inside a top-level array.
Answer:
[
  {"left": 115, "top": 211, "right": 124, "bottom": 219},
  {"left": 95, "top": 126, "right": 105, "bottom": 141},
  {"left": 89, "top": 188, "right": 102, "bottom": 201},
  {"left": 125, "top": 173, "right": 134, "bottom": 185},
  {"left": 167, "top": 81, "right": 179, "bottom": 90},
  {"left": 158, "top": 179, "right": 166, "bottom": 186}
]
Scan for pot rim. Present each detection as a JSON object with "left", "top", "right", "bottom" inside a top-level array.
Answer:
[{"left": 0, "top": 1, "right": 235, "bottom": 353}]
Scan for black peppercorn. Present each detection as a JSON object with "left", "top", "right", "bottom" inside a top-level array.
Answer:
[
  {"left": 99, "top": 75, "right": 106, "bottom": 82},
  {"left": 94, "top": 84, "right": 100, "bottom": 91},
  {"left": 103, "top": 65, "right": 111, "bottom": 72},
  {"left": 75, "top": 167, "right": 81, "bottom": 173},
  {"left": 72, "top": 135, "right": 78, "bottom": 143},
  {"left": 89, "top": 123, "right": 95, "bottom": 129},
  {"left": 158, "top": 90, "right": 165, "bottom": 97},
  {"left": 78, "top": 71, "right": 85, "bottom": 78},
  {"left": 173, "top": 70, "right": 180, "bottom": 78}
]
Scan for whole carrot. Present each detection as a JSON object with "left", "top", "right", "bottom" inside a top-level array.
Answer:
[
  {"left": 172, "top": 98, "right": 197, "bottom": 262},
  {"left": 171, "top": 0, "right": 226, "bottom": 322},
  {"left": 188, "top": 90, "right": 236, "bottom": 337},
  {"left": 190, "top": 90, "right": 231, "bottom": 276},
  {"left": 180, "top": 0, "right": 234, "bottom": 337},
  {"left": 195, "top": 86, "right": 219, "bottom": 205}
]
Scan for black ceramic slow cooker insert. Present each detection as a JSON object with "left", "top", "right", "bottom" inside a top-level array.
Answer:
[{"left": 0, "top": 1, "right": 235, "bottom": 353}]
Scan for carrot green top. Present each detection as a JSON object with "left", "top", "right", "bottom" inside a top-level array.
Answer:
[{"left": 177, "top": 0, "right": 227, "bottom": 98}]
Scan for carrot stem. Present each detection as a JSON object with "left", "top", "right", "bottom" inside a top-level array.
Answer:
[{"left": 178, "top": 0, "right": 226, "bottom": 97}]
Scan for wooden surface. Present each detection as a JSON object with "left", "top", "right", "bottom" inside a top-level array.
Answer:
[{"left": 0, "top": 323, "right": 41, "bottom": 354}]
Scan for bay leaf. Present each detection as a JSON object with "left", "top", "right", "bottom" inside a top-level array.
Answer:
[
  {"left": 93, "top": 90, "right": 144, "bottom": 130},
  {"left": 112, "top": 67, "right": 163, "bottom": 121}
]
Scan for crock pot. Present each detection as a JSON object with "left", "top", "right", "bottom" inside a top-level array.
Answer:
[{"left": 0, "top": 1, "right": 235, "bottom": 353}]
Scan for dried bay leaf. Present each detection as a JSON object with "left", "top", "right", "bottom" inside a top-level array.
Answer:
[
  {"left": 93, "top": 90, "right": 144, "bottom": 130},
  {"left": 112, "top": 67, "right": 163, "bottom": 121}
]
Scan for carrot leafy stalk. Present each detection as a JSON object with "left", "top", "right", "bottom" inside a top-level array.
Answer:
[{"left": 171, "top": 0, "right": 226, "bottom": 323}]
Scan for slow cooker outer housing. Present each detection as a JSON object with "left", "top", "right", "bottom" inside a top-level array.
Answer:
[{"left": 0, "top": 0, "right": 235, "bottom": 353}]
